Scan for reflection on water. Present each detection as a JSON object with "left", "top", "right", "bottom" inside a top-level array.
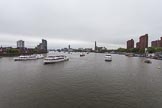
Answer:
[{"left": 0, "top": 53, "right": 162, "bottom": 108}]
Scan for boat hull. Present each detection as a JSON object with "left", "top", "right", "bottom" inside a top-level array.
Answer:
[
  {"left": 44, "top": 58, "right": 69, "bottom": 64},
  {"left": 105, "top": 55, "right": 112, "bottom": 62},
  {"left": 14, "top": 58, "right": 37, "bottom": 61},
  {"left": 144, "top": 60, "right": 152, "bottom": 64},
  {"left": 105, "top": 59, "right": 112, "bottom": 62},
  {"left": 80, "top": 55, "right": 85, "bottom": 57}
]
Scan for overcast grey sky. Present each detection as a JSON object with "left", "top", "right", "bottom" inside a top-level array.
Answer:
[{"left": 0, "top": 0, "right": 162, "bottom": 49}]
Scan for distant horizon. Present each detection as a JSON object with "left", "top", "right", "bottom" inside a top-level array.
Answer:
[
  {"left": 0, "top": 34, "right": 123, "bottom": 50},
  {"left": 0, "top": 33, "right": 160, "bottom": 49},
  {"left": 0, "top": 33, "right": 125, "bottom": 49}
]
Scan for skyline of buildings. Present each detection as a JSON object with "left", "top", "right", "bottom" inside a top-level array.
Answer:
[
  {"left": 0, "top": 39, "right": 48, "bottom": 55},
  {"left": 127, "top": 34, "right": 149, "bottom": 50},
  {"left": 94, "top": 41, "right": 107, "bottom": 53},
  {"left": 2, "top": 34, "right": 162, "bottom": 51},
  {"left": 126, "top": 34, "right": 162, "bottom": 51}
]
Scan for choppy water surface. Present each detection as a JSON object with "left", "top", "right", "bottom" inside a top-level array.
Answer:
[{"left": 0, "top": 53, "right": 162, "bottom": 108}]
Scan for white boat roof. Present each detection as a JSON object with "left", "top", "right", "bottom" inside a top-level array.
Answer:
[{"left": 47, "top": 55, "right": 66, "bottom": 57}]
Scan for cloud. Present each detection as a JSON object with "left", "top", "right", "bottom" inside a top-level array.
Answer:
[{"left": 0, "top": 0, "right": 162, "bottom": 49}]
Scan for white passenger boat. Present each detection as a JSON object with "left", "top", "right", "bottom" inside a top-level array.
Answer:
[
  {"left": 105, "top": 55, "right": 112, "bottom": 61},
  {"left": 36, "top": 54, "right": 44, "bottom": 59},
  {"left": 44, "top": 55, "right": 69, "bottom": 64},
  {"left": 14, "top": 55, "right": 37, "bottom": 61}
]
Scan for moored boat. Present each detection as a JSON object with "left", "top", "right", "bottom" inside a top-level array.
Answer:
[
  {"left": 44, "top": 55, "right": 69, "bottom": 64},
  {"left": 105, "top": 55, "right": 112, "bottom": 61},
  {"left": 14, "top": 55, "right": 37, "bottom": 61}
]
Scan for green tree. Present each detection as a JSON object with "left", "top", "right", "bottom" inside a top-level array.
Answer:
[
  {"left": 139, "top": 48, "right": 145, "bottom": 54},
  {"left": 131, "top": 48, "right": 140, "bottom": 53},
  {"left": 7, "top": 48, "right": 20, "bottom": 54},
  {"left": 155, "top": 47, "right": 162, "bottom": 52},
  {"left": 147, "top": 47, "right": 156, "bottom": 53},
  {"left": 147, "top": 47, "right": 162, "bottom": 53},
  {"left": 117, "top": 48, "right": 127, "bottom": 52}
]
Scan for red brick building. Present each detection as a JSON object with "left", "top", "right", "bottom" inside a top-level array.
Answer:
[
  {"left": 139, "top": 34, "right": 148, "bottom": 49},
  {"left": 161, "top": 37, "right": 162, "bottom": 46},
  {"left": 136, "top": 42, "right": 140, "bottom": 49},
  {"left": 127, "top": 39, "right": 134, "bottom": 49},
  {"left": 151, "top": 41, "right": 158, "bottom": 47},
  {"left": 151, "top": 37, "right": 162, "bottom": 47},
  {"left": 0, "top": 47, "right": 2, "bottom": 54}
]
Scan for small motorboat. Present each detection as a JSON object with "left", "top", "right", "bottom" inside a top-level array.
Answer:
[
  {"left": 44, "top": 55, "right": 69, "bottom": 64},
  {"left": 105, "top": 55, "right": 112, "bottom": 61},
  {"left": 144, "top": 60, "right": 152, "bottom": 64},
  {"left": 80, "top": 53, "right": 85, "bottom": 57}
]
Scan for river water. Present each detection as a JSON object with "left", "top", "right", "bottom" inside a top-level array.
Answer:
[{"left": 0, "top": 52, "right": 162, "bottom": 108}]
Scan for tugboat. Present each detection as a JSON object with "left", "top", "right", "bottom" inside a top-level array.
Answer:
[{"left": 105, "top": 55, "right": 112, "bottom": 62}]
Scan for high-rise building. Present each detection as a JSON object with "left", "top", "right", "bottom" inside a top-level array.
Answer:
[
  {"left": 139, "top": 34, "right": 148, "bottom": 49},
  {"left": 127, "top": 39, "right": 134, "bottom": 49},
  {"left": 68, "top": 45, "right": 73, "bottom": 52},
  {"left": 161, "top": 37, "right": 162, "bottom": 47},
  {"left": 157, "top": 40, "right": 161, "bottom": 47},
  {"left": 17, "top": 40, "right": 24, "bottom": 48},
  {"left": 151, "top": 41, "right": 157, "bottom": 47},
  {"left": 36, "top": 39, "right": 48, "bottom": 53},
  {"left": 95, "top": 41, "right": 97, "bottom": 51},
  {"left": 151, "top": 37, "right": 162, "bottom": 47},
  {"left": 68, "top": 45, "right": 70, "bottom": 49},
  {"left": 42, "top": 39, "right": 47, "bottom": 52},
  {"left": 136, "top": 42, "right": 140, "bottom": 49}
]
